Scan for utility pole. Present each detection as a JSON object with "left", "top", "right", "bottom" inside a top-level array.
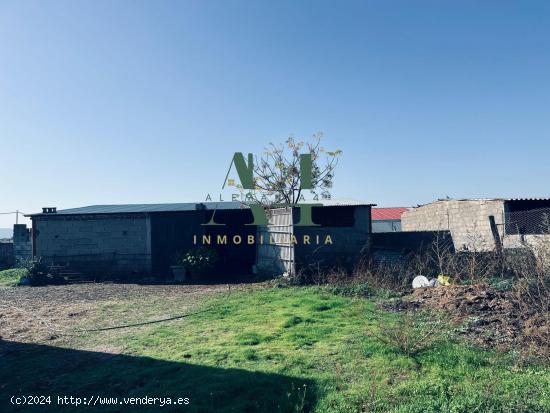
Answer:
[{"left": 16, "top": 210, "right": 19, "bottom": 225}]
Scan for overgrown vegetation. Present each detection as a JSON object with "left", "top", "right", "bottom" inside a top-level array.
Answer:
[
  {"left": 285, "top": 226, "right": 550, "bottom": 363},
  {"left": 178, "top": 246, "right": 219, "bottom": 276},
  {"left": 0, "top": 258, "right": 71, "bottom": 286},
  {"left": 367, "top": 309, "right": 446, "bottom": 360},
  {"left": 0, "top": 268, "right": 28, "bottom": 286}
]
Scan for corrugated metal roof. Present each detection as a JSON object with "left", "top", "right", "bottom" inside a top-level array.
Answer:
[
  {"left": 27, "top": 198, "right": 376, "bottom": 217},
  {"left": 410, "top": 198, "right": 550, "bottom": 209},
  {"left": 433, "top": 197, "right": 550, "bottom": 202},
  {"left": 507, "top": 198, "right": 550, "bottom": 201},
  {"left": 372, "top": 207, "right": 409, "bottom": 220},
  {"left": 26, "top": 202, "right": 246, "bottom": 216},
  {"left": 302, "top": 198, "right": 376, "bottom": 207}
]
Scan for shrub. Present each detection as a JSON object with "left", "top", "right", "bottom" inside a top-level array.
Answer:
[
  {"left": 0, "top": 268, "right": 29, "bottom": 286},
  {"left": 178, "top": 247, "right": 218, "bottom": 275},
  {"left": 509, "top": 249, "right": 550, "bottom": 360},
  {"left": 243, "top": 349, "right": 258, "bottom": 361},
  {"left": 15, "top": 258, "right": 66, "bottom": 286},
  {"left": 236, "top": 332, "right": 262, "bottom": 346},
  {"left": 368, "top": 309, "right": 445, "bottom": 359},
  {"left": 283, "top": 316, "right": 303, "bottom": 328}
]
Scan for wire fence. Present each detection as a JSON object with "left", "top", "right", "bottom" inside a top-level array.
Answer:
[{"left": 505, "top": 208, "right": 550, "bottom": 235}]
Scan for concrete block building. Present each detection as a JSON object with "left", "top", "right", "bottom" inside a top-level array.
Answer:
[
  {"left": 28, "top": 203, "right": 255, "bottom": 277},
  {"left": 401, "top": 198, "right": 550, "bottom": 251},
  {"left": 27, "top": 200, "right": 374, "bottom": 278}
]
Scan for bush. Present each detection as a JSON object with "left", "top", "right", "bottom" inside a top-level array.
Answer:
[
  {"left": 0, "top": 268, "right": 29, "bottom": 286},
  {"left": 177, "top": 247, "right": 218, "bottom": 275},
  {"left": 368, "top": 309, "right": 445, "bottom": 359},
  {"left": 17, "top": 258, "right": 66, "bottom": 286},
  {"left": 509, "top": 251, "right": 550, "bottom": 360},
  {"left": 236, "top": 332, "right": 262, "bottom": 346},
  {"left": 282, "top": 316, "right": 303, "bottom": 328}
]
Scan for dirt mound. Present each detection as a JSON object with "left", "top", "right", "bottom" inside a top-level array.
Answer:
[
  {"left": 384, "top": 284, "right": 549, "bottom": 354},
  {"left": 412, "top": 284, "right": 512, "bottom": 314}
]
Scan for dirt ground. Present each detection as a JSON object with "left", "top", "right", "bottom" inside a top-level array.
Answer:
[
  {"left": 0, "top": 283, "right": 255, "bottom": 345},
  {"left": 382, "top": 284, "right": 550, "bottom": 354},
  {"left": 4, "top": 281, "right": 548, "bottom": 359}
]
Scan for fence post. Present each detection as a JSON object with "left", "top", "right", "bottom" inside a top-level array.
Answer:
[{"left": 489, "top": 215, "right": 503, "bottom": 254}]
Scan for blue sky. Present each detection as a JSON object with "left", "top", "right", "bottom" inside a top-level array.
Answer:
[{"left": 1, "top": 0, "right": 549, "bottom": 227}]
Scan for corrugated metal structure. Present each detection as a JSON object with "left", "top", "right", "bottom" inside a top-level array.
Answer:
[
  {"left": 33, "top": 202, "right": 243, "bottom": 215},
  {"left": 256, "top": 208, "right": 294, "bottom": 275},
  {"left": 0, "top": 240, "right": 14, "bottom": 269},
  {"left": 372, "top": 208, "right": 409, "bottom": 221},
  {"left": 256, "top": 201, "right": 374, "bottom": 276}
]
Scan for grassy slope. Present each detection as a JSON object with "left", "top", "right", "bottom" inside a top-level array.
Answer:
[
  {"left": 0, "top": 268, "right": 26, "bottom": 286},
  {"left": 3, "top": 287, "right": 550, "bottom": 412}
]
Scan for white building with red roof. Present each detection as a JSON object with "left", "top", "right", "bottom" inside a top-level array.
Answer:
[{"left": 371, "top": 207, "right": 409, "bottom": 232}]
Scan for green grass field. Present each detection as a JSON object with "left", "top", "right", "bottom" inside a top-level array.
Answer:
[
  {"left": 0, "top": 268, "right": 27, "bottom": 286},
  {"left": 2, "top": 286, "right": 550, "bottom": 412}
]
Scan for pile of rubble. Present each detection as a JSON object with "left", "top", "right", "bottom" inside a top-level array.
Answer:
[{"left": 383, "top": 282, "right": 549, "bottom": 354}]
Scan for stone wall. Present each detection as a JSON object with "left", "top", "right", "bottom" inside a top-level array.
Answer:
[
  {"left": 401, "top": 200, "right": 505, "bottom": 251},
  {"left": 502, "top": 233, "right": 550, "bottom": 251},
  {"left": 33, "top": 214, "right": 152, "bottom": 275},
  {"left": 13, "top": 224, "right": 32, "bottom": 264}
]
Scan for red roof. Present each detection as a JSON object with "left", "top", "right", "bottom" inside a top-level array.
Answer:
[{"left": 371, "top": 207, "right": 409, "bottom": 221}]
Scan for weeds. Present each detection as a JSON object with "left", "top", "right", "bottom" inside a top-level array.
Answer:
[
  {"left": 283, "top": 316, "right": 303, "bottom": 328},
  {"left": 367, "top": 309, "right": 445, "bottom": 361},
  {"left": 285, "top": 221, "right": 550, "bottom": 362},
  {"left": 0, "top": 268, "right": 28, "bottom": 286}
]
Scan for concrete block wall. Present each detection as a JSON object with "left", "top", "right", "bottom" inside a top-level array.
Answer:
[
  {"left": 503, "top": 233, "right": 550, "bottom": 249},
  {"left": 33, "top": 215, "right": 152, "bottom": 275},
  {"left": 401, "top": 200, "right": 505, "bottom": 251},
  {"left": 13, "top": 224, "right": 32, "bottom": 264}
]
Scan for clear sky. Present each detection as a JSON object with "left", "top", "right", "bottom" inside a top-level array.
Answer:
[{"left": 1, "top": 0, "right": 549, "bottom": 227}]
